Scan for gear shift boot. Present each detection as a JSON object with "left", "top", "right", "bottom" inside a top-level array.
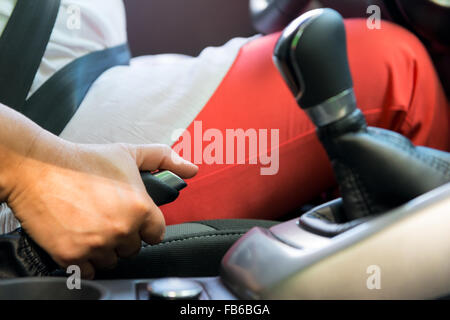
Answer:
[{"left": 317, "top": 109, "right": 450, "bottom": 220}]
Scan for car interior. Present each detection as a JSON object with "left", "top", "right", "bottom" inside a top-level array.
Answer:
[{"left": 0, "top": 0, "right": 449, "bottom": 300}]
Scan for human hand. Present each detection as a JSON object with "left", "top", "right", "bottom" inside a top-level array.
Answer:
[{"left": 3, "top": 135, "right": 197, "bottom": 279}]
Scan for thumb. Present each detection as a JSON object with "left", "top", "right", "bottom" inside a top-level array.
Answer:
[{"left": 129, "top": 144, "right": 198, "bottom": 179}]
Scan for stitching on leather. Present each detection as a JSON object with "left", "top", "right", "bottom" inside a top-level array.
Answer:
[
  {"left": 142, "top": 232, "right": 246, "bottom": 248},
  {"left": 336, "top": 161, "right": 373, "bottom": 216},
  {"left": 17, "top": 231, "right": 52, "bottom": 276},
  {"left": 348, "top": 168, "right": 372, "bottom": 215},
  {"left": 350, "top": 166, "right": 387, "bottom": 215},
  {"left": 191, "top": 221, "right": 219, "bottom": 231},
  {"left": 370, "top": 128, "right": 450, "bottom": 177}
]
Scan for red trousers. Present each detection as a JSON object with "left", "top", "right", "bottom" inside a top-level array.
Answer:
[{"left": 163, "top": 19, "right": 450, "bottom": 225}]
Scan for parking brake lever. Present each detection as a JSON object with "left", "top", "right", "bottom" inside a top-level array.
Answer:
[
  {"left": 0, "top": 170, "right": 187, "bottom": 278},
  {"left": 140, "top": 170, "right": 187, "bottom": 206},
  {"left": 274, "top": 8, "right": 450, "bottom": 221}
]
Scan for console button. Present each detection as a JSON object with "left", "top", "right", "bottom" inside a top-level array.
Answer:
[{"left": 146, "top": 278, "right": 203, "bottom": 300}]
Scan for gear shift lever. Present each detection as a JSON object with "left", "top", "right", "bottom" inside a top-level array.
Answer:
[
  {"left": 274, "top": 8, "right": 355, "bottom": 125},
  {"left": 274, "top": 8, "right": 450, "bottom": 221}
]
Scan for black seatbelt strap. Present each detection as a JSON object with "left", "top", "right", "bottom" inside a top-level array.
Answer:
[
  {"left": 0, "top": 0, "right": 60, "bottom": 111},
  {"left": 0, "top": 0, "right": 131, "bottom": 135},
  {"left": 24, "top": 44, "right": 131, "bottom": 135}
]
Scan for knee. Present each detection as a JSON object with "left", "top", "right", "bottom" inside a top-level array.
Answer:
[
  {"left": 345, "top": 18, "right": 429, "bottom": 64},
  {"left": 345, "top": 18, "right": 434, "bottom": 91},
  {"left": 345, "top": 20, "right": 431, "bottom": 110},
  {"left": 345, "top": 18, "right": 448, "bottom": 148}
]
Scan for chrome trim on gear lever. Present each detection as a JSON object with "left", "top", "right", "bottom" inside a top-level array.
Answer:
[{"left": 305, "top": 88, "right": 356, "bottom": 126}]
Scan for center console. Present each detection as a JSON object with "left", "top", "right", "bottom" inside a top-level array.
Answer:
[{"left": 2, "top": 181, "right": 448, "bottom": 300}]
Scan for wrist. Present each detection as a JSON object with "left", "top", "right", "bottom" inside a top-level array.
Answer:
[{"left": 0, "top": 104, "right": 69, "bottom": 202}]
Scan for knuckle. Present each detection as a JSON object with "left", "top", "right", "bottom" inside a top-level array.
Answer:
[
  {"left": 110, "top": 221, "right": 133, "bottom": 238},
  {"left": 157, "top": 225, "right": 166, "bottom": 243},
  {"left": 141, "top": 213, "right": 166, "bottom": 245},
  {"left": 87, "top": 234, "right": 108, "bottom": 249},
  {"left": 54, "top": 249, "right": 80, "bottom": 266},
  {"left": 132, "top": 196, "right": 153, "bottom": 215},
  {"left": 153, "top": 223, "right": 166, "bottom": 244},
  {"left": 164, "top": 145, "right": 175, "bottom": 157},
  {"left": 115, "top": 142, "right": 134, "bottom": 157},
  {"left": 158, "top": 144, "right": 173, "bottom": 157}
]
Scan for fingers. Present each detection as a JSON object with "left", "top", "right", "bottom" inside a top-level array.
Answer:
[
  {"left": 139, "top": 201, "right": 166, "bottom": 245},
  {"left": 115, "top": 232, "right": 142, "bottom": 258},
  {"left": 90, "top": 249, "right": 119, "bottom": 271},
  {"left": 131, "top": 144, "right": 198, "bottom": 179},
  {"left": 78, "top": 261, "right": 96, "bottom": 280}
]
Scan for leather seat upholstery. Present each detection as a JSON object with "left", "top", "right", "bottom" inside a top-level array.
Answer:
[{"left": 96, "top": 219, "right": 279, "bottom": 279}]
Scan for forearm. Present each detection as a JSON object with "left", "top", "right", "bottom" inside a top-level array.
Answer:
[{"left": 0, "top": 103, "right": 66, "bottom": 200}]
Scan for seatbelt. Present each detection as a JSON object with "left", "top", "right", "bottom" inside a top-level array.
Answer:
[
  {"left": 0, "top": 0, "right": 131, "bottom": 135},
  {"left": 0, "top": 0, "right": 60, "bottom": 111},
  {"left": 24, "top": 44, "right": 131, "bottom": 135}
]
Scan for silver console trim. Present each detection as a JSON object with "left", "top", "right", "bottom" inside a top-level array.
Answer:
[{"left": 220, "top": 183, "right": 450, "bottom": 300}]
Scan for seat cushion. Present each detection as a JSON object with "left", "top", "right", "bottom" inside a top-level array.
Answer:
[{"left": 96, "top": 219, "right": 278, "bottom": 279}]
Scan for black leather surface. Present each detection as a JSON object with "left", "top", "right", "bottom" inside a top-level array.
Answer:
[{"left": 0, "top": 229, "right": 58, "bottom": 278}]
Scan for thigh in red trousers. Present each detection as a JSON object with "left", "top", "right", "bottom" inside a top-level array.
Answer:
[{"left": 163, "top": 19, "right": 450, "bottom": 225}]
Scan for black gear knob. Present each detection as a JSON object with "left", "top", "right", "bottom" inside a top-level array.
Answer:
[{"left": 274, "top": 8, "right": 356, "bottom": 127}]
